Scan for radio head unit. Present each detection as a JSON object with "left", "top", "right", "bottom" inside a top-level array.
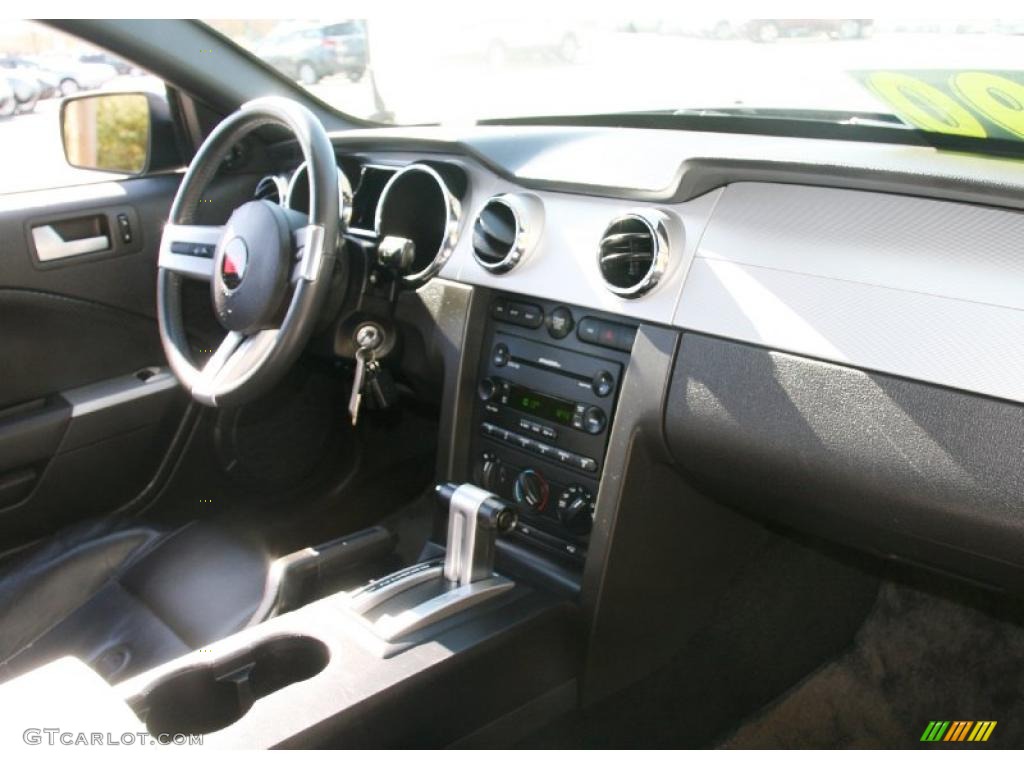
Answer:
[{"left": 469, "top": 295, "right": 635, "bottom": 567}]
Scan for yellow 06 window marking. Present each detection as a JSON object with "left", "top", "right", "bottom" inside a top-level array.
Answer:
[
  {"left": 864, "top": 72, "right": 987, "bottom": 138},
  {"left": 951, "top": 72, "right": 1024, "bottom": 139}
]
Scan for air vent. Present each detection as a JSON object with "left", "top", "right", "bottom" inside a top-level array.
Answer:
[
  {"left": 254, "top": 175, "right": 284, "bottom": 205},
  {"left": 472, "top": 193, "right": 542, "bottom": 274},
  {"left": 597, "top": 211, "right": 672, "bottom": 298}
]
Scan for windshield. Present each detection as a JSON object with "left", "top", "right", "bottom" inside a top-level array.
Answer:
[{"left": 205, "top": 17, "right": 1024, "bottom": 146}]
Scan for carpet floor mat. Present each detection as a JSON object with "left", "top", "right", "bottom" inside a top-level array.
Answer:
[{"left": 722, "top": 570, "right": 1024, "bottom": 749}]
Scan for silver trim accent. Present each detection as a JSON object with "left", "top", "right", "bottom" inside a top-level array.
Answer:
[
  {"left": 371, "top": 576, "right": 514, "bottom": 642},
  {"left": 295, "top": 224, "right": 327, "bottom": 282},
  {"left": 285, "top": 161, "right": 353, "bottom": 227},
  {"left": 158, "top": 223, "right": 224, "bottom": 281},
  {"left": 340, "top": 562, "right": 445, "bottom": 614},
  {"left": 253, "top": 174, "right": 287, "bottom": 205},
  {"left": 189, "top": 330, "right": 279, "bottom": 407},
  {"left": 63, "top": 368, "right": 177, "bottom": 417},
  {"left": 32, "top": 225, "right": 109, "bottom": 262},
  {"left": 444, "top": 484, "right": 498, "bottom": 586},
  {"left": 597, "top": 210, "right": 674, "bottom": 299},
  {"left": 374, "top": 163, "right": 462, "bottom": 287},
  {"left": 472, "top": 192, "right": 544, "bottom": 275}
]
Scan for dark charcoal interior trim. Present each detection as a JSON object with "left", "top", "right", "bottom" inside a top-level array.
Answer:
[{"left": 665, "top": 332, "right": 1024, "bottom": 591}]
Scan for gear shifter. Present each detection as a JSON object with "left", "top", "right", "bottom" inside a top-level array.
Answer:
[
  {"left": 436, "top": 483, "right": 517, "bottom": 587},
  {"left": 335, "top": 483, "right": 518, "bottom": 647}
]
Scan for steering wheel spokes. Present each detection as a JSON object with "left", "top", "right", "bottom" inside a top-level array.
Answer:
[
  {"left": 158, "top": 224, "right": 224, "bottom": 281},
  {"left": 157, "top": 97, "right": 341, "bottom": 408},
  {"left": 160, "top": 221, "right": 327, "bottom": 286},
  {"left": 292, "top": 223, "right": 327, "bottom": 283},
  {"left": 191, "top": 329, "right": 279, "bottom": 404}
]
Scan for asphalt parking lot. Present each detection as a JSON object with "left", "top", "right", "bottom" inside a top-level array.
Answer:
[{"left": 1, "top": 30, "right": 1021, "bottom": 196}]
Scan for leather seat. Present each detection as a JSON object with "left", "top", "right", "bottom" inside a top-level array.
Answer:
[{"left": 0, "top": 519, "right": 273, "bottom": 685}]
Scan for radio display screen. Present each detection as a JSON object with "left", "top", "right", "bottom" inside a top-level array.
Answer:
[{"left": 506, "top": 384, "right": 575, "bottom": 426}]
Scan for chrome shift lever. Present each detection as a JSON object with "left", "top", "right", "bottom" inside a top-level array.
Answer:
[
  {"left": 335, "top": 484, "right": 517, "bottom": 647},
  {"left": 436, "top": 483, "right": 517, "bottom": 587}
]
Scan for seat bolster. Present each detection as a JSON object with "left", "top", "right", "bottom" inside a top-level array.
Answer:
[
  {"left": 119, "top": 522, "right": 271, "bottom": 648},
  {"left": 0, "top": 582, "right": 191, "bottom": 685},
  {"left": 0, "top": 524, "right": 161, "bottom": 663}
]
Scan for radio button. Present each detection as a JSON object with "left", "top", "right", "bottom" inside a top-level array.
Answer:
[
  {"left": 504, "top": 301, "right": 544, "bottom": 329},
  {"left": 480, "top": 422, "right": 508, "bottom": 442},
  {"left": 540, "top": 425, "right": 558, "bottom": 440},
  {"left": 577, "top": 317, "right": 636, "bottom": 352},
  {"left": 582, "top": 406, "right": 607, "bottom": 435},
  {"left": 492, "top": 343, "right": 510, "bottom": 367},
  {"left": 518, "top": 303, "right": 544, "bottom": 328},
  {"left": 546, "top": 307, "right": 574, "bottom": 339},
  {"left": 592, "top": 370, "right": 614, "bottom": 398},
  {"left": 576, "top": 317, "right": 600, "bottom": 345},
  {"left": 514, "top": 433, "right": 535, "bottom": 451}
]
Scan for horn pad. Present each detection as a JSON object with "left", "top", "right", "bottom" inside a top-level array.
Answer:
[{"left": 212, "top": 200, "right": 291, "bottom": 333}]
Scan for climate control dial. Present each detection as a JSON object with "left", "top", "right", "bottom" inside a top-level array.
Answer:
[
  {"left": 513, "top": 468, "right": 549, "bottom": 511},
  {"left": 557, "top": 485, "right": 595, "bottom": 535}
]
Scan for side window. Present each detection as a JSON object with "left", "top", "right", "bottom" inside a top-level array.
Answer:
[{"left": 0, "top": 20, "right": 167, "bottom": 195}]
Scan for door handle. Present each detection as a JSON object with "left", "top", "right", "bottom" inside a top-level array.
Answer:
[{"left": 32, "top": 224, "right": 110, "bottom": 262}]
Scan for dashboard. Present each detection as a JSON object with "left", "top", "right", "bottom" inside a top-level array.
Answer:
[
  {"left": 252, "top": 124, "right": 1024, "bottom": 586},
  {"left": 262, "top": 126, "right": 1024, "bottom": 405}
]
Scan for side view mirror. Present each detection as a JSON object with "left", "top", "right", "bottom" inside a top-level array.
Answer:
[{"left": 60, "top": 91, "right": 180, "bottom": 175}]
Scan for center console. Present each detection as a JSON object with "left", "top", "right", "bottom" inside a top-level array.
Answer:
[
  {"left": 470, "top": 294, "right": 636, "bottom": 568},
  {"left": 0, "top": 483, "right": 577, "bottom": 748}
]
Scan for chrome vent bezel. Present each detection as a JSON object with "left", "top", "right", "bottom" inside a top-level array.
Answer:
[
  {"left": 253, "top": 175, "right": 286, "bottom": 205},
  {"left": 597, "top": 210, "right": 672, "bottom": 299},
  {"left": 471, "top": 193, "right": 542, "bottom": 275}
]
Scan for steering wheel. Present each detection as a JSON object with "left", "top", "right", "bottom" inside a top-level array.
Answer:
[{"left": 157, "top": 97, "right": 340, "bottom": 407}]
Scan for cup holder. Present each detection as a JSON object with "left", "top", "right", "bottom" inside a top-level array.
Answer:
[{"left": 134, "top": 635, "right": 329, "bottom": 736}]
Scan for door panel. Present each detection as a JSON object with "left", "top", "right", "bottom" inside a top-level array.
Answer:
[
  {"left": 0, "top": 176, "right": 181, "bottom": 316},
  {"left": 0, "top": 175, "right": 188, "bottom": 548},
  {"left": 0, "top": 288, "right": 162, "bottom": 409}
]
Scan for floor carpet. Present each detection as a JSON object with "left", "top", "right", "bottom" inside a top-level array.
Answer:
[{"left": 721, "top": 568, "right": 1024, "bottom": 749}]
